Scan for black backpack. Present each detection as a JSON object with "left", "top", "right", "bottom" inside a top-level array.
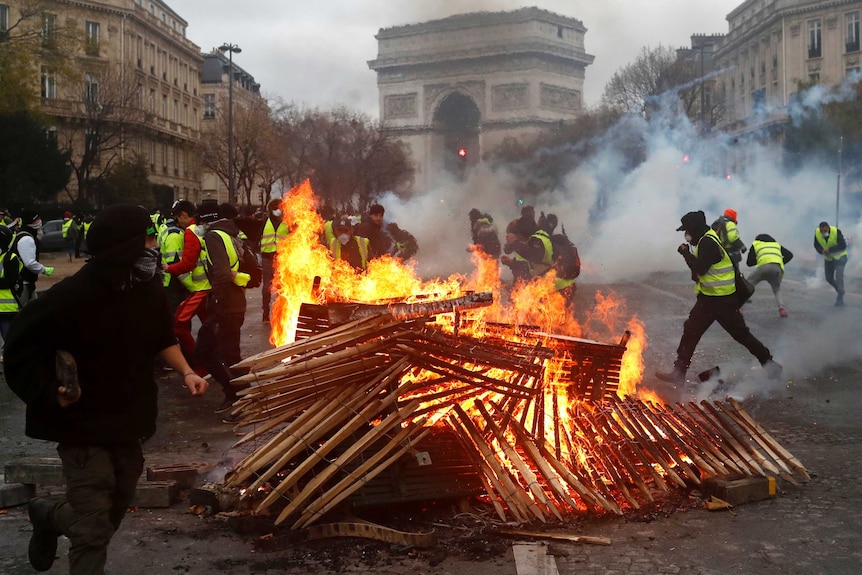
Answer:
[
  {"left": 238, "top": 238, "right": 262, "bottom": 289},
  {"left": 549, "top": 228, "right": 581, "bottom": 280}
]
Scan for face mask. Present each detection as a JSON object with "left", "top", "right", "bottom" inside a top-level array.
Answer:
[
  {"left": 31, "top": 221, "right": 43, "bottom": 230},
  {"left": 338, "top": 234, "right": 350, "bottom": 245},
  {"left": 684, "top": 233, "right": 692, "bottom": 243},
  {"left": 272, "top": 209, "right": 282, "bottom": 218},
  {"left": 36, "top": 229, "right": 44, "bottom": 240},
  {"left": 822, "top": 232, "right": 830, "bottom": 239},
  {"left": 132, "top": 247, "right": 161, "bottom": 283}
]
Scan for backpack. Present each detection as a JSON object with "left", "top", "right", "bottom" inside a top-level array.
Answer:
[
  {"left": 550, "top": 228, "right": 580, "bottom": 280},
  {"left": 237, "top": 237, "right": 262, "bottom": 289}
]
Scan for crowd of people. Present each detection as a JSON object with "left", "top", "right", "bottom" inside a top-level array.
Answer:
[{"left": 0, "top": 197, "right": 852, "bottom": 573}]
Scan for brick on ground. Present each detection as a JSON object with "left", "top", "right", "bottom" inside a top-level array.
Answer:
[
  {"left": 132, "top": 480, "right": 178, "bottom": 508},
  {"left": 4, "top": 457, "right": 64, "bottom": 486},
  {"left": 703, "top": 474, "right": 776, "bottom": 506}
]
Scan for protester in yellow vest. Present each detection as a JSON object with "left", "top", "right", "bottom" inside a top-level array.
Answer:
[
  {"left": 813, "top": 221, "right": 849, "bottom": 307},
  {"left": 656, "top": 211, "right": 781, "bottom": 386},
  {"left": 0, "top": 226, "right": 22, "bottom": 348},
  {"left": 259, "top": 198, "right": 290, "bottom": 322},
  {"left": 746, "top": 234, "right": 794, "bottom": 317},
  {"left": 329, "top": 217, "right": 369, "bottom": 271}
]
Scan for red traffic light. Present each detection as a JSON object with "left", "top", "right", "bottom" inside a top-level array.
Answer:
[{"left": 457, "top": 148, "right": 467, "bottom": 158}]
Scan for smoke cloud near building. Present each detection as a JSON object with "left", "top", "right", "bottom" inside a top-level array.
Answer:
[{"left": 377, "top": 71, "right": 862, "bottom": 393}]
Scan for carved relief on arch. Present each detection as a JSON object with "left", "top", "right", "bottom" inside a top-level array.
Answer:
[{"left": 424, "top": 81, "right": 486, "bottom": 122}]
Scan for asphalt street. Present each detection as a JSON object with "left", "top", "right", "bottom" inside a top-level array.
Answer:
[{"left": 1, "top": 260, "right": 860, "bottom": 575}]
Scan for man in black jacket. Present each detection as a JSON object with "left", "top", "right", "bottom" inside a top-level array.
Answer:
[
  {"left": 656, "top": 210, "right": 782, "bottom": 386},
  {"left": 4, "top": 204, "right": 208, "bottom": 573},
  {"left": 197, "top": 203, "right": 255, "bottom": 417}
]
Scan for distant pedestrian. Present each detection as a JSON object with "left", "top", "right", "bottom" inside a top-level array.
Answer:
[
  {"left": 329, "top": 216, "right": 370, "bottom": 271},
  {"left": 62, "top": 211, "right": 79, "bottom": 263},
  {"left": 386, "top": 222, "right": 418, "bottom": 261},
  {"left": 3, "top": 204, "right": 208, "bottom": 574},
  {"left": 355, "top": 204, "right": 393, "bottom": 260},
  {"left": 656, "top": 211, "right": 782, "bottom": 385},
  {"left": 259, "top": 198, "right": 290, "bottom": 323},
  {"left": 746, "top": 234, "right": 794, "bottom": 317},
  {"left": 813, "top": 221, "right": 848, "bottom": 306}
]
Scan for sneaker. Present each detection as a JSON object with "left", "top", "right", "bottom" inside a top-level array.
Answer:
[
  {"left": 28, "top": 499, "right": 58, "bottom": 572},
  {"left": 221, "top": 411, "right": 242, "bottom": 424},
  {"left": 655, "top": 368, "right": 687, "bottom": 385},
  {"left": 778, "top": 308, "right": 788, "bottom": 318},
  {"left": 764, "top": 360, "right": 783, "bottom": 380}
]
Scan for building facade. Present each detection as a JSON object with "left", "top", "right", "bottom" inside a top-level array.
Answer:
[
  {"left": 714, "top": 0, "right": 862, "bottom": 129},
  {"left": 199, "top": 48, "right": 261, "bottom": 205},
  {"left": 2, "top": 0, "right": 203, "bottom": 207},
  {"left": 368, "top": 7, "right": 594, "bottom": 191}
]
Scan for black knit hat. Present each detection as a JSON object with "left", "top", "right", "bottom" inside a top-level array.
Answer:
[
  {"left": 19, "top": 209, "right": 40, "bottom": 226},
  {"left": 676, "top": 210, "right": 707, "bottom": 232},
  {"left": 87, "top": 204, "right": 151, "bottom": 256},
  {"left": 198, "top": 199, "right": 220, "bottom": 223}
]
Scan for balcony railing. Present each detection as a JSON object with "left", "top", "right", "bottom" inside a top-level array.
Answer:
[
  {"left": 846, "top": 40, "right": 860, "bottom": 53},
  {"left": 808, "top": 47, "right": 822, "bottom": 59}
]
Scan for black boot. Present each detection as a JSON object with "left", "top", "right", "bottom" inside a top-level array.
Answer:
[
  {"left": 835, "top": 291, "right": 845, "bottom": 307},
  {"left": 28, "top": 498, "right": 58, "bottom": 572},
  {"left": 655, "top": 367, "right": 687, "bottom": 385}
]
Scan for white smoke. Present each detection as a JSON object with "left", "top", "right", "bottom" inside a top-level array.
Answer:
[{"left": 374, "top": 70, "right": 862, "bottom": 398}]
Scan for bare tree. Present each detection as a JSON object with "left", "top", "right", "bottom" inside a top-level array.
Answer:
[
  {"left": 61, "top": 62, "right": 150, "bottom": 204},
  {"left": 602, "top": 44, "right": 726, "bottom": 131}
]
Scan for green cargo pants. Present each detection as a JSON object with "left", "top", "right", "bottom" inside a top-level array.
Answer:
[{"left": 52, "top": 443, "right": 144, "bottom": 575}]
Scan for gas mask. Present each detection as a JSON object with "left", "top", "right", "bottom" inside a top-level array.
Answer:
[
  {"left": 337, "top": 233, "right": 351, "bottom": 246},
  {"left": 272, "top": 209, "right": 282, "bottom": 218}
]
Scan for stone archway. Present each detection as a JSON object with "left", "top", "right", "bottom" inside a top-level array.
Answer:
[
  {"left": 369, "top": 7, "right": 594, "bottom": 191},
  {"left": 432, "top": 92, "right": 481, "bottom": 177}
]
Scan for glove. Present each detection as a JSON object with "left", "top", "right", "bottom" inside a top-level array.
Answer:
[
  {"left": 740, "top": 246, "right": 747, "bottom": 253},
  {"left": 677, "top": 244, "right": 689, "bottom": 255},
  {"left": 43, "top": 266, "right": 55, "bottom": 276},
  {"left": 503, "top": 244, "right": 514, "bottom": 254}
]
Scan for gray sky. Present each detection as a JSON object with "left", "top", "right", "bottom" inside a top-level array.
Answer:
[{"left": 169, "top": 0, "right": 741, "bottom": 116}]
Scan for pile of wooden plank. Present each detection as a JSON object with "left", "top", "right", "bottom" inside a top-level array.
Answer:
[{"left": 222, "top": 302, "right": 808, "bottom": 528}]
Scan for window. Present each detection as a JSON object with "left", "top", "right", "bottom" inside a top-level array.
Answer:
[
  {"left": 85, "top": 73, "right": 99, "bottom": 109},
  {"left": 808, "top": 19, "right": 821, "bottom": 58},
  {"left": 162, "top": 94, "right": 167, "bottom": 117},
  {"left": 173, "top": 98, "right": 178, "bottom": 122},
  {"left": 45, "top": 126, "right": 58, "bottom": 147},
  {"left": 85, "top": 21, "right": 100, "bottom": 55},
  {"left": 847, "top": 12, "right": 860, "bottom": 53},
  {"left": 85, "top": 129, "right": 98, "bottom": 157},
  {"left": 0, "top": 5, "right": 9, "bottom": 37},
  {"left": 203, "top": 94, "right": 215, "bottom": 119},
  {"left": 41, "top": 67, "right": 56, "bottom": 99},
  {"left": 42, "top": 13, "right": 57, "bottom": 47}
]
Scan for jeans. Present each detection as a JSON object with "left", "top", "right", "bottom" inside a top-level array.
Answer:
[{"left": 824, "top": 255, "right": 847, "bottom": 294}]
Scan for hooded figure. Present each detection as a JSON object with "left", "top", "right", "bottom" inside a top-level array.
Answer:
[
  {"left": 9, "top": 209, "right": 51, "bottom": 307},
  {"left": 3, "top": 203, "right": 207, "bottom": 573}
]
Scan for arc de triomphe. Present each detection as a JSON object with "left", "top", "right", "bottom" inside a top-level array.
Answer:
[{"left": 368, "top": 7, "right": 595, "bottom": 192}]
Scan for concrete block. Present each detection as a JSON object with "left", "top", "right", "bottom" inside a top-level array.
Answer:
[
  {"left": 131, "top": 480, "right": 178, "bottom": 508},
  {"left": 703, "top": 474, "right": 776, "bottom": 506},
  {"left": 4, "top": 457, "right": 64, "bottom": 486},
  {"left": 0, "top": 482, "right": 36, "bottom": 508}
]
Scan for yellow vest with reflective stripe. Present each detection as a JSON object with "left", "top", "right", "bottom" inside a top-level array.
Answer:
[
  {"left": 815, "top": 226, "right": 848, "bottom": 261},
  {"left": 0, "top": 251, "right": 22, "bottom": 313},
  {"left": 329, "top": 236, "right": 369, "bottom": 270},
  {"left": 159, "top": 225, "right": 184, "bottom": 288},
  {"left": 527, "top": 230, "right": 554, "bottom": 277},
  {"left": 208, "top": 230, "right": 240, "bottom": 271},
  {"left": 182, "top": 224, "right": 212, "bottom": 292},
  {"left": 323, "top": 220, "right": 335, "bottom": 247},
  {"left": 752, "top": 240, "right": 784, "bottom": 272},
  {"left": 61, "top": 219, "right": 73, "bottom": 238},
  {"left": 695, "top": 229, "right": 735, "bottom": 296},
  {"left": 83, "top": 221, "right": 91, "bottom": 237},
  {"left": 261, "top": 218, "right": 289, "bottom": 254}
]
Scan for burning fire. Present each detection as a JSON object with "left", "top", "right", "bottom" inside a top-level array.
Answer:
[{"left": 270, "top": 179, "right": 649, "bottom": 400}]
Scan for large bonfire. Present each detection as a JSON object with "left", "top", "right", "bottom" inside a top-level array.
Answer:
[{"left": 222, "top": 180, "right": 806, "bottom": 529}]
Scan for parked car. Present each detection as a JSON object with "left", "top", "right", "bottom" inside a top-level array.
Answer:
[{"left": 38, "top": 219, "right": 66, "bottom": 252}]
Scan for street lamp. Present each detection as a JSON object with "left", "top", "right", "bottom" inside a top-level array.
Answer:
[{"left": 218, "top": 43, "right": 241, "bottom": 206}]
